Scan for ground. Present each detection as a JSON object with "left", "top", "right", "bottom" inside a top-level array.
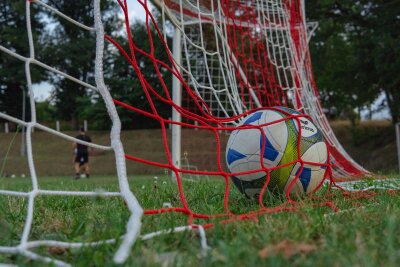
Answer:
[{"left": 1, "top": 174, "right": 400, "bottom": 266}]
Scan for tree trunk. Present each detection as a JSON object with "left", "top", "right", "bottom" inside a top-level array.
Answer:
[{"left": 385, "top": 89, "right": 399, "bottom": 124}]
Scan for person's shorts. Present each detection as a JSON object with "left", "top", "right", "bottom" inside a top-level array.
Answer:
[{"left": 75, "top": 153, "right": 89, "bottom": 164}]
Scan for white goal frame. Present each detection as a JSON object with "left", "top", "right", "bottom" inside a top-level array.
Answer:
[{"left": 396, "top": 122, "right": 400, "bottom": 173}]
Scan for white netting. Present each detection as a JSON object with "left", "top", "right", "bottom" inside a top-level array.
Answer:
[
  {"left": 155, "top": 0, "right": 369, "bottom": 177},
  {"left": 0, "top": 1, "right": 180, "bottom": 266}
]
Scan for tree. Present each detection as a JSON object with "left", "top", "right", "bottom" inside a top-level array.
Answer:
[
  {"left": 362, "top": 0, "right": 400, "bottom": 123},
  {"left": 0, "top": 1, "right": 44, "bottom": 126},
  {"left": 40, "top": 0, "right": 119, "bottom": 129},
  {"left": 306, "top": 0, "right": 399, "bottom": 123},
  {"left": 36, "top": 100, "right": 56, "bottom": 122},
  {"left": 306, "top": 1, "right": 376, "bottom": 123}
]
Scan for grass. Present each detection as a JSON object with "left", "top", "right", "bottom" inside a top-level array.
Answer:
[{"left": 1, "top": 174, "right": 400, "bottom": 266}]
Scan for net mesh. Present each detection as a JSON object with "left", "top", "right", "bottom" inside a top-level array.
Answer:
[
  {"left": 155, "top": 0, "right": 369, "bottom": 177},
  {"left": 0, "top": 0, "right": 383, "bottom": 266}
]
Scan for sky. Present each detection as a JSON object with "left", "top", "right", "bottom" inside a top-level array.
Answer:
[{"left": 359, "top": 92, "right": 391, "bottom": 120}]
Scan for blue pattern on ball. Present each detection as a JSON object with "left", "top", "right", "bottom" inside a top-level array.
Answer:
[
  {"left": 226, "top": 148, "right": 247, "bottom": 165},
  {"left": 260, "top": 134, "right": 279, "bottom": 161},
  {"left": 243, "top": 112, "right": 262, "bottom": 125},
  {"left": 296, "top": 167, "right": 311, "bottom": 191}
]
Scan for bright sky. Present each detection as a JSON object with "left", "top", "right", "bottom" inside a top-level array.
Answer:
[{"left": 360, "top": 92, "right": 391, "bottom": 120}]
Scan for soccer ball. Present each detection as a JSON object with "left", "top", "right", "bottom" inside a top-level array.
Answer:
[{"left": 225, "top": 107, "right": 328, "bottom": 199}]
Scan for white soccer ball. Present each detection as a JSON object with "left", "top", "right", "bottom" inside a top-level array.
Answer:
[
  {"left": 226, "top": 107, "right": 328, "bottom": 199},
  {"left": 11, "top": 174, "right": 16, "bottom": 178}
]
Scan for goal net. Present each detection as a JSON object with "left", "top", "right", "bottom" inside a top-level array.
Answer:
[
  {"left": 0, "top": 0, "right": 373, "bottom": 266},
  {"left": 155, "top": 0, "right": 369, "bottom": 178}
]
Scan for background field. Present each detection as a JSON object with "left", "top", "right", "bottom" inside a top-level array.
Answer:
[{"left": 0, "top": 120, "right": 397, "bottom": 179}]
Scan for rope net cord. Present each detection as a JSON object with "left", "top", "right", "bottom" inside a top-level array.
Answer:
[
  {"left": 0, "top": 0, "right": 376, "bottom": 266},
  {"left": 156, "top": 0, "right": 369, "bottom": 177}
]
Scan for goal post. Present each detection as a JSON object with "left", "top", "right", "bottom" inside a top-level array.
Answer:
[
  {"left": 396, "top": 122, "right": 400, "bottom": 173},
  {"left": 171, "top": 26, "right": 182, "bottom": 181}
]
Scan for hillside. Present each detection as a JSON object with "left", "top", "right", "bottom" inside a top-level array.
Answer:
[
  {"left": 0, "top": 120, "right": 397, "bottom": 178},
  {"left": 330, "top": 120, "right": 397, "bottom": 173}
]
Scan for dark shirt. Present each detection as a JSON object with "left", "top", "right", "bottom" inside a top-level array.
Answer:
[{"left": 75, "top": 134, "right": 92, "bottom": 154}]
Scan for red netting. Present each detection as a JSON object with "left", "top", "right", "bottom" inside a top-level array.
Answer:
[
  {"left": 109, "top": 0, "right": 370, "bottom": 228},
  {"left": 222, "top": 0, "right": 288, "bottom": 108}
]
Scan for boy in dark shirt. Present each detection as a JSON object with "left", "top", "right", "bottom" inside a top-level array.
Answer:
[{"left": 73, "top": 128, "right": 92, "bottom": 179}]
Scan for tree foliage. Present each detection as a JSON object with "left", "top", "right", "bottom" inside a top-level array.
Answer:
[
  {"left": 0, "top": 1, "right": 44, "bottom": 123},
  {"left": 40, "top": 0, "right": 120, "bottom": 129},
  {"left": 3, "top": 0, "right": 398, "bottom": 130},
  {"left": 307, "top": 0, "right": 400, "bottom": 123},
  {"left": 1, "top": 1, "right": 171, "bottom": 130}
]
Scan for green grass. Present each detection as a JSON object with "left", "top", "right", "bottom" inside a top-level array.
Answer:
[{"left": 1, "top": 175, "right": 400, "bottom": 266}]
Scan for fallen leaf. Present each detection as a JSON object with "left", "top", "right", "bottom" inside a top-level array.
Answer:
[
  {"left": 44, "top": 219, "right": 65, "bottom": 231},
  {"left": 258, "top": 239, "right": 317, "bottom": 259},
  {"left": 47, "top": 246, "right": 68, "bottom": 255}
]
